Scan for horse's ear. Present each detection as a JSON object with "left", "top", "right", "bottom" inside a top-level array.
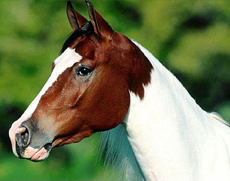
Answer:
[
  {"left": 85, "top": 0, "right": 113, "bottom": 38},
  {"left": 67, "top": 0, "right": 87, "bottom": 31}
]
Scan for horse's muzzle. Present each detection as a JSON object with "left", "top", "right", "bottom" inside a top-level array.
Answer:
[{"left": 10, "top": 118, "right": 53, "bottom": 161}]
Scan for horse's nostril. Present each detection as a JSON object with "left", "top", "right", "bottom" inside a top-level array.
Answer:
[
  {"left": 21, "top": 129, "right": 29, "bottom": 145},
  {"left": 15, "top": 127, "right": 30, "bottom": 148}
]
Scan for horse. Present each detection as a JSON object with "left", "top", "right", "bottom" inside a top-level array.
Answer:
[{"left": 9, "top": 0, "right": 230, "bottom": 180}]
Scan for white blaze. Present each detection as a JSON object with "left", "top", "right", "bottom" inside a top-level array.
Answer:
[{"left": 9, "top": 48, "right": 82, "bottom": 156}]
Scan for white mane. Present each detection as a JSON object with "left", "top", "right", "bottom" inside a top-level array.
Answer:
[
  {"left": 100, "top": 41, "right": 230, "bottom": 181},
  {"left": 100, "top": 123, "right": 145, "bottom": 180}
]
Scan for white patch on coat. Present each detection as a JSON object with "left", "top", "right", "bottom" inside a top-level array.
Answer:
[{"left": 100, "top": 41, "right": 230, "bottom": 181}]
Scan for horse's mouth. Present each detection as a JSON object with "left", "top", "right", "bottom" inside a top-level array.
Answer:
[
  {"left": 28, "top": 136, "right": 76, "bottom": 161},
  {"left": 30, "top": 144, "right": 52, "bottom": 162},
  {"left": 14, "top": 133, "right": 79, "bottom": 162},
  {"left": 16, "top": 142, "right": 52, "bottom": 162}
]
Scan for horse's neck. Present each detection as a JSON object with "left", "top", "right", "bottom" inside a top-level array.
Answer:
[
  {"left": 125, "top": 43, "right": 230, "bottom": 180},
  {"left": 100, "top": 43, "right": 230, "bottom": 181},
  {"left": 124, "top": 43, "right": 203, "bottom": 180}
]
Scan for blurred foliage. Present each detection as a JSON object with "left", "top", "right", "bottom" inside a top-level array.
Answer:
[{"left": 0, "top": 0, "right": 230, "bottom": 180}]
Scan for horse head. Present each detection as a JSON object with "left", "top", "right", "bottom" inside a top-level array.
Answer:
[{"left": 9, "top": 0, "right": 152, "bottom": 161}]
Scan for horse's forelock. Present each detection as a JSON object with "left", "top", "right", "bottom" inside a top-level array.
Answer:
[{"left": 61, "top": 21, "right": 94, "bottom": 53}]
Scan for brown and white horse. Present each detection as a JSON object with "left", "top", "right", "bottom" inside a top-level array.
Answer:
[{"left": 9, "top": 1, "right": 230, "bottom": 180}]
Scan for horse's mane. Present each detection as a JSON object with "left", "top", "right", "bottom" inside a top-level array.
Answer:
[{"left": 99, "top": 123, "right": 145, "bottom": 181}]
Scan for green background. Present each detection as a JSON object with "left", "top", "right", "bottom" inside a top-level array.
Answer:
[{"left": 0, "top": 0, "right": 230, "bottom": 180}]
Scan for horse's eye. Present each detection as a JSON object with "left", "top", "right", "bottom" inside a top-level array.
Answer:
[{"left": 75, "top": 66, "right": 92, "bottom": 77}]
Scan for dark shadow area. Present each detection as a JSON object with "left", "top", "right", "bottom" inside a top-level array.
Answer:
[
  {"left": 112, "top": 1, "right": 142, "bottom": 27},
  {"left": 182, "top": 12, "right": 214, "bottom": 30},
  {"left": 0, "top": 100, "right": 25, "bottom": 151}
]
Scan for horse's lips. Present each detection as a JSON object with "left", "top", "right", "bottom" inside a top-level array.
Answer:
[
  {"left": 27, "top": 136, "right": 76, "bottom": 161},
  {"left": 29, "top": 136, "right": 68, "bottom": 161},
  {"left": 31, "top": 147, "right": 50, "bottom": 161}
]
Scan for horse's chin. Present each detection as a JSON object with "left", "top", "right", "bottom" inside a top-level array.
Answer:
[{"left": 29, "top": 146, "right": 51, "bottom": 162}]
